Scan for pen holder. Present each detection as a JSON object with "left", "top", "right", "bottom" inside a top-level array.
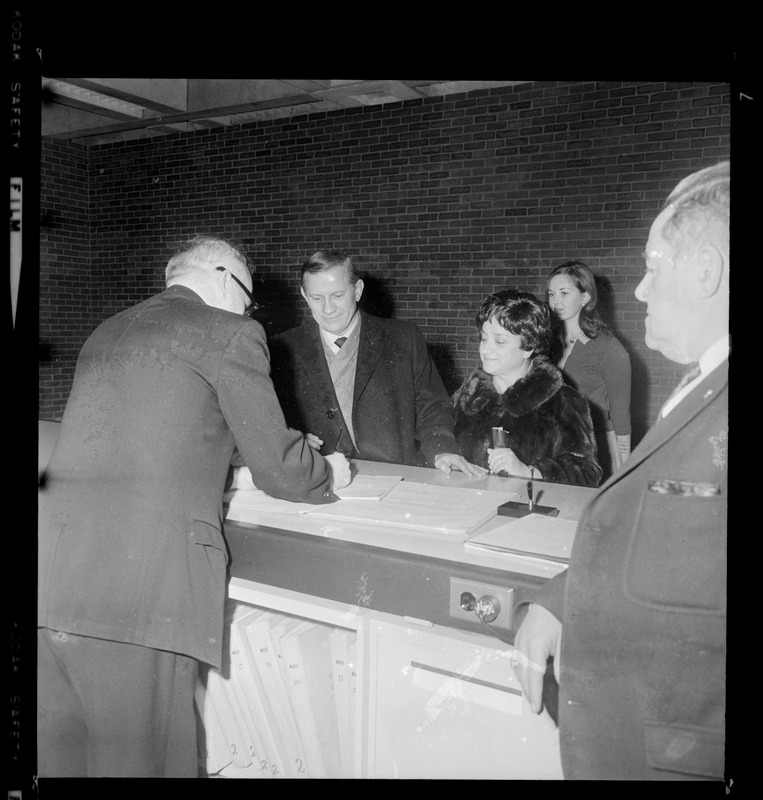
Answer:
[{"left": 497, "top": 500, "right": 560, "bottom": 518}]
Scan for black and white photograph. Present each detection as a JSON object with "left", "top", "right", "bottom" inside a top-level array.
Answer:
[{"left": 12, "top": 13, "right": 753, "bottom": 793}]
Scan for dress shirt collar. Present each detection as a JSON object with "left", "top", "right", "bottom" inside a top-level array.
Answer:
[
  {"left": 661, "top": 334, "right": 729, "bottom": 418},
  {"left": 698, "top": 334, "right": 730, "bottom": 379}
]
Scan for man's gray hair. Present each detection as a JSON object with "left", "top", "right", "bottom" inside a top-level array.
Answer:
[
  {"left": 662, "top": 161, "right": 729, "bottom": 257},
  {"left": 165, "top": 235, "right": 249, "bottom": 285}
]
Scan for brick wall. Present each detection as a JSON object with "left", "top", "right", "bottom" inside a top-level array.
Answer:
[
  {"left": 40, "top": 80, "right": 730, "bottom": 443},
  {"left": 39, "top": 138, "right": 91, "bottom": 418}
]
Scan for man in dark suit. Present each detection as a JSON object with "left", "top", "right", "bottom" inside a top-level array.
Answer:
[
  {"left": 37, "top": 235, "right": 351, "bottom": 777},
  {"left": 512, "top": 162, "right": 729, "bottom": 780},
  {"left": 270, "top": 250, "right": 481, "bottom": 472}
]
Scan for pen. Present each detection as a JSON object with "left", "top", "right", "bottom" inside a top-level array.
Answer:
[{"left": 528, "top": 467, "right": 534, "bottom": 511}]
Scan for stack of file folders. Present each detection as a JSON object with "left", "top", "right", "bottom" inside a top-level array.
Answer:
[{"left": 195, "top": 601, "right": 357, "bottom": 778}]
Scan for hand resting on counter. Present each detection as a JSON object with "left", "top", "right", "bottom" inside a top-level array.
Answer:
[{"left": 433, "top": 453, "right": 487, "bottom": 476}]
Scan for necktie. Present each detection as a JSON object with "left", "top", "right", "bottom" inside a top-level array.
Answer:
[
  {"left": 660, "top": 362, "right": 701, "bottom": 418},
  {"left": 335, "top": 337, "right": 347, "bottom": 348}
]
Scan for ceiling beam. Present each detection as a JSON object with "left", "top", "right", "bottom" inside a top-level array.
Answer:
[
  {"left": 42, "top": 89, "right": 144, "bottom": 122},
  {"left": 49, "top": 78, "right": 186, "bottom": 114},
  {"left": 51, "top": 93, "right": 318, "bottom": 140}
]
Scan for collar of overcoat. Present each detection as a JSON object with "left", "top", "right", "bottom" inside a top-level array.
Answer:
[{"left": 597, "top": 359, "right": 728, "bottom": 494}]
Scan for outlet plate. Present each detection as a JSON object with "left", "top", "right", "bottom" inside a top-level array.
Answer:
[{"left": 448, "top": 577, "right": 514, "bottom": 631}]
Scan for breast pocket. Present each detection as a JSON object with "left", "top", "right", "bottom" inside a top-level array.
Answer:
[{"left": 623, "top": 484, "right": 726, "bottom": 614}]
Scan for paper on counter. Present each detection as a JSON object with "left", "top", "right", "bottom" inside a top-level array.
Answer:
[
  {"left": 224, "top": 472, "right": 402, "bottom": 517},
  {"left": 464, "top": 514, "right": 579, "bottom": 563},
  {"left": 334, "top": 474, "right": 402, "bottom": 500},
  {"left": 224, "top": 488, "right": 325, "bottom": 515},
  {"left": 306, "top": 481, "right": 518, "bottom": 537}
]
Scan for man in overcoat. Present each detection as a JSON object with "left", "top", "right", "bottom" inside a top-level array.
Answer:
[
  {"left": 270, "top": 250, "right": 473, "bottom": 470},
  {"left": 37, "top": 235, "right": 350, "bottom": 777},
  {"left": 513, "top": 162, "right": 729, "bottom": 780}
]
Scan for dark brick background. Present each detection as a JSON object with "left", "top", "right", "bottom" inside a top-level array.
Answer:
[{"left": 39, "top": 80, "right": 730, "bottom": 444}]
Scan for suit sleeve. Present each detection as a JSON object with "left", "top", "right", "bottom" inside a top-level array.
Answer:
[
  {"left": 514, "top": 569, "right": 568, "bottom": 629},
  {"left": 409, "top": 324, "right": 458, "bottom": 465},
  {"left": 533, "top": 388, "right": 604, "bottom": 487},
  {"left": 218, "top": 322, "right": 334, "bottom": 504}
]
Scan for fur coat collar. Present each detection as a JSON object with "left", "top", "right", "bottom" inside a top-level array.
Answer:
[
  {"left": 453, "top": 356, "right": 602, "bottom": 486},
  {"left": 454, "top": 356, "right": 564, "bottom": 419}
]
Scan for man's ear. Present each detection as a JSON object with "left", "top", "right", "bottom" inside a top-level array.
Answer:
[
  {"left": 354, "top": 278, "right": 365, "bottom": 302},
  {"left": 299, "top": 285, "right": 307, "bottom": 302},
  {"left": 696, "top": 242, "right": 726, "bottom": 299}
]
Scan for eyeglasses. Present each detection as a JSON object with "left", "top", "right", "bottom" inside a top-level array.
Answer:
[{"left": 216, "top": 266, "right": 260, "bottom": 317}]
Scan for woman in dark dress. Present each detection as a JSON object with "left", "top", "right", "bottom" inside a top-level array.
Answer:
[
  {"left": 435, "top": 289, "right": 602, "bottom": 487},
  {"left": 546, "top": 261, "right": 632, "bottom": 480}
]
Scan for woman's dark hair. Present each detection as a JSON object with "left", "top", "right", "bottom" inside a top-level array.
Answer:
[
  {"left": 475, "top": 289, "right": 551, "bottom": 356},
  {"left": 547, "top": 260, "right": 607, "bottom": 338}
]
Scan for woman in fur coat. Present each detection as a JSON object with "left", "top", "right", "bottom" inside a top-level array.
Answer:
[{"left": 435, "top": 290, "right": 603, "bottom": 487}]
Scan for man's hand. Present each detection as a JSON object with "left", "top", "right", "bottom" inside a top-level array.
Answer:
[
  {"left": 305, "top": 432, "right": 323, "bottom": 450},
  {"left": 512, "top": 603, "right": 562, "bottom": 714},
  {"left": 324, "top": 451, "right": 351, "bottom": 491},
  {"left": 434, "top": 453, "right": 488, "bottom": 476}
]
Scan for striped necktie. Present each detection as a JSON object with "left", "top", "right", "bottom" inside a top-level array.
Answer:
[{"left": 335, "top": 337, "right": 347, "bottom": 348}]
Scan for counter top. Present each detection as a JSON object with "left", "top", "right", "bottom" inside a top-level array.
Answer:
[{"left": 225, "top": 459, "right": 594, "bottom": 579}]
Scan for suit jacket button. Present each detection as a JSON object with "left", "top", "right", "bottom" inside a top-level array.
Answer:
[{"left": 327, "top": 410, "right": 334, "bottom": 419}]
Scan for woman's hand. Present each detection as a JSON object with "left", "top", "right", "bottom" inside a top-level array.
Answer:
[
  {"left": 616, "top": 434, "right": 631, "bottom": 462},
  {"left": 487, "top": 447, "right": 533, "bottom": 477},
  {"left": 434, "top": 453, "right": 487, "bottom": 476}
]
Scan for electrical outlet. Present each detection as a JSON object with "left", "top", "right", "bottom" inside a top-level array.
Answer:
[{"left": 449, "top": 577, "right": 514, "bottom": 630}]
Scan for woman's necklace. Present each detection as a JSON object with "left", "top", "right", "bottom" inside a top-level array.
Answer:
[
  {"left": 560, "top": 329, "right": 578, "bottom": 368},
  {"left": 565, "top": 327, "right": 581, "bottom": 345}
]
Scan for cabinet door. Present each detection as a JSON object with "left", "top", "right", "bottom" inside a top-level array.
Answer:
[{"left": 367, "top": 620, "right": 562, "bottom": 780}]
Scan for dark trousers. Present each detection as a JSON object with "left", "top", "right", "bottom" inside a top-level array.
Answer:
[{"left": 37, "top": 627, "right": 199, "bottom": 777}]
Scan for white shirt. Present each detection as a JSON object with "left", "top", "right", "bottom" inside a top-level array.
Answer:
[{"left": 661, "top": 335, "right": 729, "bottom": 418}]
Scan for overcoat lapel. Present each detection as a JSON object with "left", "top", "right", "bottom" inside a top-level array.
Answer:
[
  {"left": 295, "top": 323, "right": 347, "bottom": 428},
  {"left": 353, "top": 311, "right": 384, "bottom": 404},
  {"left": 597, "top": 360, "right": 728, "bottom": 494}
]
